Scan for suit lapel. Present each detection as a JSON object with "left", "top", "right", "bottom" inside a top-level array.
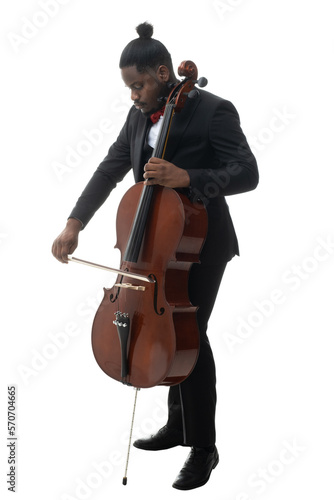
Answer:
[
  {"left": 163, "top": 94, "right": 201, "bottom": 161},
  {"left": 132, "top": 112, "right": 151, "bottom": 182},
  {"left": 131, "top": 93, "right": 201, "bottom": 178}
]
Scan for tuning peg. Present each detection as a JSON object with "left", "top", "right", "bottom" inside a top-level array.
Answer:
[
  {"left": 167, "top": 82, "right": 177, "bottom": 89},
  {"left": 188, "top": 89, "right": 200, "bottom": 99},
  {"left": 196, "top": 77, "right": 208, "bottom": 88}
]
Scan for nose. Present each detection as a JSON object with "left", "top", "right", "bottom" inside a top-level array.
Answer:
[{"left": 131, "top": 89, "right": 140, "bottom": 102}]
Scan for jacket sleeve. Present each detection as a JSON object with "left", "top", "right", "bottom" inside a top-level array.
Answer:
[
  {"left": 187, "top": 99, "right": 259, "bottom": 202},
  {"left": 68, "top": 111, "right": 132, "bottom": 228}
]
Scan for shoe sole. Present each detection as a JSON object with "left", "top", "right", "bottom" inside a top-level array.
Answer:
[{"left": 133, "top": 441, "right": 185, "bottom": 451}]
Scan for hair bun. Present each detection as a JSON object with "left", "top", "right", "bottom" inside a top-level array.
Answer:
[{"left": 136, "top": 22, "right": 153, "bottom": 39}]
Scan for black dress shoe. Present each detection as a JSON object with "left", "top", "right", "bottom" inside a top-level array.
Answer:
[
  {"left": 172, "top": 446, "right": 219, "bottom": 490},
  {"left": 133, "top": 425, "right": 184, "bottom": 450}
]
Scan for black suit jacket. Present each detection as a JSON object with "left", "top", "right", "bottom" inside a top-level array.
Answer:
[{"left": 69, "top": 89, "right": 259, "bottom": 263}]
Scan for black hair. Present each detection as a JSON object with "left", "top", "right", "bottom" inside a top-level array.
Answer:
[{"left": 119, "top": 22, "right": 173, "bottom": 73}]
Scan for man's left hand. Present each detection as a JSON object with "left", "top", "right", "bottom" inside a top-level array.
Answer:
[{"left": 143, "top": 157, "right": 190, "bottom": 188}]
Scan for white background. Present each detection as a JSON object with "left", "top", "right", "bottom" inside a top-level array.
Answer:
[{"left": 1, "top": 1, "right": 333, "bottom": 499}]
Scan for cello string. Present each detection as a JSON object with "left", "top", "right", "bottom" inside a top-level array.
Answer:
[
  {"left": 124, "top": 185, "right": 154, "bottom": 263},
  {"left": 153, "top": 103, "right": 174, "bottom": 158},
  {"left": 124, "top": 103, "right": 174, "bottom": 263},
  {"left": 122, "top": 387, "right": 140, "bottom": 485}
]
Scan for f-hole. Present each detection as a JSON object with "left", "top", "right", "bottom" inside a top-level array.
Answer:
[
  {"left": 149, "top": 274, "right": 165, "bottom": 316},
  {"left": 110, "top": 274, "right": 125, "bottom": 303}
]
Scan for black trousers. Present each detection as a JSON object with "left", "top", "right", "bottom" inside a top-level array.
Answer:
[{"left": 166, "top": 259, "right": 227, "bottom": 448}]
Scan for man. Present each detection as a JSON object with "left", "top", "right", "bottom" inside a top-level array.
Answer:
[{"left": 52, "top": 22, "right": 259, "bottom": 490}]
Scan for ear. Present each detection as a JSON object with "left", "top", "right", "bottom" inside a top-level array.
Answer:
[{"left": 156, "top": 65, "right": 170, "bottom": 82}]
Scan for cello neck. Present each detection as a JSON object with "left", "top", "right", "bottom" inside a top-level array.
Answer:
[
  {"left": 152, "top": 103, "right": 175, "bottom": 160},
  {"left": 123, "top": 103, "right": 175, "bottom": 264},
  {"left": 123, "top": 61, "right": 202, "bottom": 264}
]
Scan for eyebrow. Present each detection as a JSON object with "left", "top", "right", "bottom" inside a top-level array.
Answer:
[{"left": 123, "top": 79, "right": 139, "bottom": 87}]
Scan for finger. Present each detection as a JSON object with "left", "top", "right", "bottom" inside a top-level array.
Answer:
[
  {"left": 144, "top": 162, "right": 158, "bottom": 172},
  {"left": 148, "top": 156, "right": 160, "bottom": 164},
  {"left": 143, "top": 170, "right": 156, "bottom": 179},
  {"left": 61, "top": 249, "right": 69, "bottom": 263},
  {"left": 68, "top": 241, "right": 78, "bottom": 258},
  {"left": 52, "top": 239, "right": 68, "bottom": 264},
  {"left": 61, "top": 239, "right": 78, "bottom": 263},
  {"left": 144, "top": 177, "right": 159, "bottom": 185},
  {"left": 58, "top": 245, "right": 69, "bottom": 264},
  {"left": 52, "top": 240, "right": 61, "bottom": 263}
]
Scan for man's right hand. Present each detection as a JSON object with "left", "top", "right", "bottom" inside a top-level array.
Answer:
[{"left": 51, "top": 218, "right": 82, "bottom": 263}]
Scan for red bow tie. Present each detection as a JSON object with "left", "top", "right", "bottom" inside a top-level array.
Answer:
[{"left": 150, "top": 106, "right": 165, "bottom": 124}]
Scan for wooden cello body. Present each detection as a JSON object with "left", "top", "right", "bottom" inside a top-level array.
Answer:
[{"left": 91, "top": 61, "right": 208, "bottom": 389}]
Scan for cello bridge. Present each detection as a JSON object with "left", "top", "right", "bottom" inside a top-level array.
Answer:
[{"left": 114, "top": 283, "right": 146, "bottom": 292}]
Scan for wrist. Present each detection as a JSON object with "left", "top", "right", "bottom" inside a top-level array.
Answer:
[
  {"left": 181, "top": 170, "right": 190, "bottom": 188},
  {"left": 66, "top": 217, "right": 83, "bottom": 231}
]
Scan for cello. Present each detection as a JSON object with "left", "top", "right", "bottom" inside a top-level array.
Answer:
[
  {"left": 69, "top": 60, "right": 208, "bottom": 481},
  {"left": 91, "top": 60, "right": 208, "bottom": 388}
]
